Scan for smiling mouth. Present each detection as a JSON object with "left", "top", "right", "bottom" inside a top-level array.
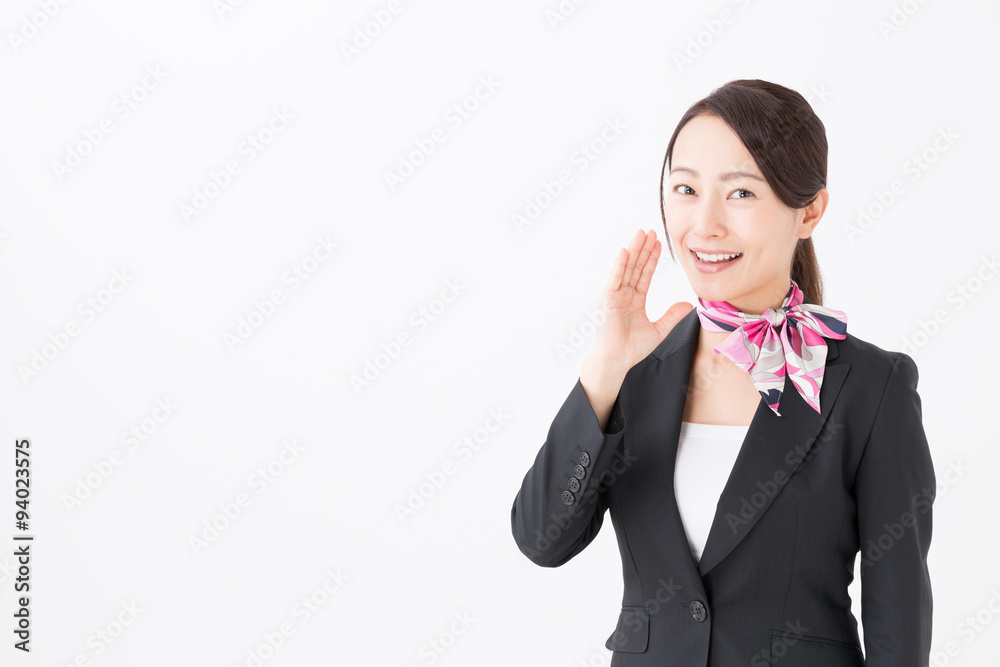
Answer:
[{"left": 691, "top": 250, "right": 743, "bottom": 264}]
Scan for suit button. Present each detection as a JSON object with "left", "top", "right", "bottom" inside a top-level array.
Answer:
[
  {"left": 561, "top": 491, "right": 575, "bottom": 505},
  {"left": 574, "top": 464, "right": 586, "bottom": 480},
  {"left": 567, "top": 477, "right": 580, "bottom": 492},
  {"left": 690, "top": 601, "right": 707, "bottom": 622},
  {"left": 579, "top": 451, "right": 591, "bottom": 467}
]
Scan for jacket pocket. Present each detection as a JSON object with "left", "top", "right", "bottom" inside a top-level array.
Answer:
[
  {"left": 768, "top": 630, "right": 864, "bottom": 666},
  {"left": 605, "top": 606, "right": 649, "bottom": 653}
]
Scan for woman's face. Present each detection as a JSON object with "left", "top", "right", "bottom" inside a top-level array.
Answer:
[{"left": 663, "top": 113, "right": 824, "bottom": 315}]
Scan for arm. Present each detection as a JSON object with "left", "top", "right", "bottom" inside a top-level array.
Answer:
[
  {"left": 854, "top": 352, "right": 936, "bottom": 665},
  {"left": 510, "top": 376, "right": 627, "bottom": 568}
]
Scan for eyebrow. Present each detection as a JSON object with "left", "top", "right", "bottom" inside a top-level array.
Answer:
[{"left": 669, "top": 166, "right": 765, "bottom": 182}]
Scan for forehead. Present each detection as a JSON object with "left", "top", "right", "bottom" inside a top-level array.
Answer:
[{"left": 671, "top": 114, "right": 759, "bottom": 177}]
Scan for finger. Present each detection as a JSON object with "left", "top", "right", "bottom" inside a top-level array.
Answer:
[
  {"left": 654, "top": 301, "right": 694, "bottom": 338},
  {"left": 604, "top": 246, "right": 628, "bottom": 294},
  {"left": 625, "top": 229, "right": 655, "bottom": 288},
  {"left": 621, "top": 229, "right": 645, "bottom": 290},
  {"left": 634, "top": 238, "right": 661, "bottom": 297},
  {"left": 653, "top": 308, "right": 678, "bottom": 341}
]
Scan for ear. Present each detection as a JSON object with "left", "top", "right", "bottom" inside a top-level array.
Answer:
[{"left": 796, "top": 188, "right": 829, "bottom": 239}]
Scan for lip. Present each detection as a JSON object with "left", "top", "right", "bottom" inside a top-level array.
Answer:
[
  {"left": 689, "top": 247, "right": 742, "bottom": 255},
  {"left": 690, "top": 248, "right": 743, "bottom": 273}
]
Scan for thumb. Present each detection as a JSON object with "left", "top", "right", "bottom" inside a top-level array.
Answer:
[{"left": 653, "top": 302, "right": 694, "bottom": 341}]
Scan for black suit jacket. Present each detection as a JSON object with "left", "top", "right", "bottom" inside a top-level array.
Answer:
[{"left": 511, "top": 308, "right": 935, "bottom": 666}]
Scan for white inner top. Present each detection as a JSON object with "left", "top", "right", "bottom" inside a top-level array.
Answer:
[{"left": 674, "top": 420, "right": 750, "bottom": 564}]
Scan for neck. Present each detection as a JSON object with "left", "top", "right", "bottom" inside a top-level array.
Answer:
[
  {"left": 695, "top": 279, "right": 795, "bottom": 359},
  {"left": 696, "top": 327, "right": 734, "bottom": 358},
  {"left": 706, "top": 279, "right": 794, "bottom": 316}
]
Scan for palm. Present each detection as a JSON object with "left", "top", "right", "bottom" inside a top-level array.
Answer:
[{"left": 593, "top": 230, "right": 692, "bottom": 370}]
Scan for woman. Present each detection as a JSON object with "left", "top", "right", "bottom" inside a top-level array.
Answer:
[{"left": 510, "top": 79, "right": 934, "bottom": 666}]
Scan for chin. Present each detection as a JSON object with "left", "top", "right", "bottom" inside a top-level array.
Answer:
[{"left": 687, "top": 276, "right": 737, "bottom": 304}]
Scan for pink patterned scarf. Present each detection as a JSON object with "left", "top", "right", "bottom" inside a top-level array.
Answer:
[{"left": 695, "top": 280, "right": 848, "bottom": 417}]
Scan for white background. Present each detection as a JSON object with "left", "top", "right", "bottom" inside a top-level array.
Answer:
[{"left": 2, "top": 0, "right": 998, "bottom": 665}]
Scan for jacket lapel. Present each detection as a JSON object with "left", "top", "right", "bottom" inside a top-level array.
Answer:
[
  {"left": 645, "top": 306, "right": 851, "bottom": 580},
  {"left": 631, "top": 309, "right": 704, "bottom": 595}
]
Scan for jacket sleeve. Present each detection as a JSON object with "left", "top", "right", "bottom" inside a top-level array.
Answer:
[
  {"left": 510, "top": 377, "right": 627, "bottom": 568},
  {"left": 854, "top": 352, "right": 935, "bottom": 666}
]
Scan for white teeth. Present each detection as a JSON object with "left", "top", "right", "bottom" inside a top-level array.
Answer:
[{"left": 695, "top": 251, "right": 742, "bottom": 262}]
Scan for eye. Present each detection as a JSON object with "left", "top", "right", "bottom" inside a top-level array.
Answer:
[
  {"left": 673, "top": 184, "right": 695, "bottom": 195},
  {"left": 730, "top": 189, "right": 755, "bottom": 199}
]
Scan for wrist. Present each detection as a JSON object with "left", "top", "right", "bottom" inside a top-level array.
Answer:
[{"left": 581, "top": 355, "right": 628, "bottom": 388}]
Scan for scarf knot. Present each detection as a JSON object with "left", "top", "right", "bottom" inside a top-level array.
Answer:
[{"left": 695, "top": 280, "right": 848, "bottom": 417}]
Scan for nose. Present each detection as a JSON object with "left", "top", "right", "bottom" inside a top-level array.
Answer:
[{"left": 690, "top": 191, "right": 727, "bottom": 240}]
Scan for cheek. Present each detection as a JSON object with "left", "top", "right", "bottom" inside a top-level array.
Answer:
[
  {"left": 662, "top": 203, "right": 690, "bottom": 235},
  {"left": 736, "top": 212, "right": 796, "bottom": 258}
]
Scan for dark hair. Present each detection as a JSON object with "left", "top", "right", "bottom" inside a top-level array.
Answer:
[{"left": 659, "top": 79, "right": 828, "bottom": 305}]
